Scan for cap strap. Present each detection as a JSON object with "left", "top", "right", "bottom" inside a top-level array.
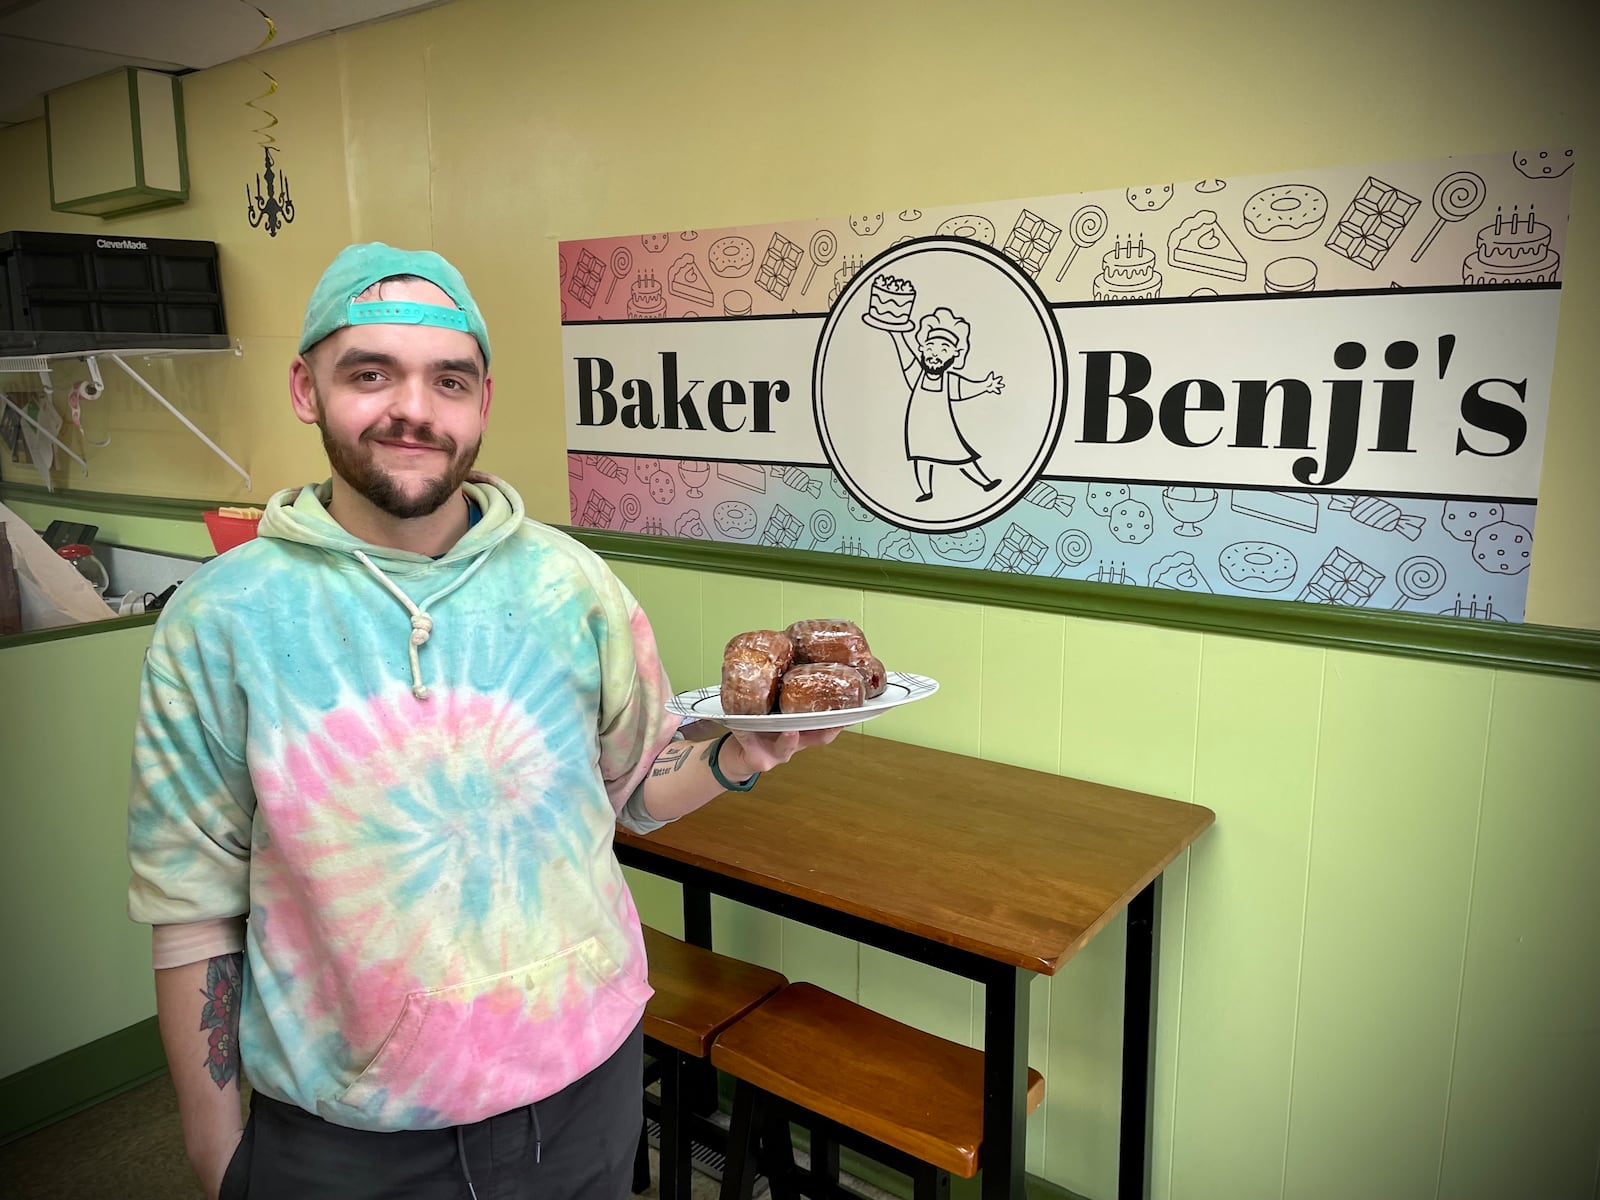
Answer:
[{"left": 346, "top": 300, "right": 469, "bottom": 332}]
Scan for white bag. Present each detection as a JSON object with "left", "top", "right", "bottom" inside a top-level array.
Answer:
[{"left": 0, "top": 501, "right": 117, "bottom": 630}]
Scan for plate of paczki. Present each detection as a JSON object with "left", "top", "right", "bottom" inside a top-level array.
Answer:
[{"left": 666, "top": 619, "right": 939, "bottom": 732}]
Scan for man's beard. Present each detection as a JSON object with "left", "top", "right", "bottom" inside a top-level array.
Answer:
[
  {"left": 317, "top": 407, "right": 481, "bottom": 519},
  {"left": 920, "top": 355, "right": 952, "bottom": 376}
]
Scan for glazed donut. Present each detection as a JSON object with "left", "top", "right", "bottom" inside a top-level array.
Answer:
[
  {"left": 779, "top": 663, "right": 866, "bottom": 714},
  {"left": 786, "top": 618, "right": 870, "bottom": 667},
  {"left": 1218, "top": 541, "right": 1297, "bottom": 592},
  {"left": 707, "top": 236, "right": 755, "bottom": 278},
  {"left": 722, "top": 646, "right": 783, "bottom": 715},
  {"left": 726, "top": 629, "right": 795, "bottom": 675},
  {"left": 1242, "top": 185, "right": 1328, "bottom": 241},
  {"left": 854, "top": 654, "right": 888, "bottom": 699}
]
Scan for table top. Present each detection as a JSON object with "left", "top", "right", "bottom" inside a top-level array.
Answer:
[{"left": 616, "top": 735, "right": 1214, "bottom": 974}]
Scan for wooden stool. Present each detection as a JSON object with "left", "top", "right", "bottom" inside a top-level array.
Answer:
[
  {"left": 710, "top": 982, "right": 1045, "bottom": 1200},
  {"left": 633, "top": 925, "right": 788, "bottom": 1200}
]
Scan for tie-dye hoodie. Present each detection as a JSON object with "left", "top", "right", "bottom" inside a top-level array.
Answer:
[{"left": 127, "top": 474, "right": 679, "bottom": 1132}]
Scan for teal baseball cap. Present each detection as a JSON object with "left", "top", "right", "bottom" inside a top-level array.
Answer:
[{"left": 299, "top": 242, "right": 491, "bottom": 366}]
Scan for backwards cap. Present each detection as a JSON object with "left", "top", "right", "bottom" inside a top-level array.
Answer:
[{"left": 299, "top": 242, "right": 491, "bottom": 365}]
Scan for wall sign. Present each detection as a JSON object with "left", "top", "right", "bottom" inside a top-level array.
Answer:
[{"left": 561, "top": 149, "right": 1573, "bottom": 622}]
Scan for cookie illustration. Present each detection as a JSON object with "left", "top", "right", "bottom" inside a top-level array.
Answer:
[
  {"left": 1441, "top": 500, "right": 1503, "bottom": 542},
  {"left": 1127, "top": 184, "right": 1174, "bottom": 212},
  {"left": 1108, "top": 499, "right": 1154, "bottom": 544},
  {"left": 849, "top": 212, "right": 886, "bottom": 237},
  {"left": 1471, "top": 520, "right": 1531, "bottom": 574},
  {"left": 647, "top": 470, "right": 675, "bottom": 506},
  {"left": 1087, "top": 483, "right": 1131, "bottom": 516}
]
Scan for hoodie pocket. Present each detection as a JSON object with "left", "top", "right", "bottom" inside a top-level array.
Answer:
[{"left": 334, "top": 935, "right": 649, "bottom": 1123}]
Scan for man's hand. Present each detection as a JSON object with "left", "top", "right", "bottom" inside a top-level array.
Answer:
[
  {"left": 197, "top": 1130, "right": 244, "bottom": 1200},
  {"left": 720, "top": 726, "right": 844, "bottom": 780}
]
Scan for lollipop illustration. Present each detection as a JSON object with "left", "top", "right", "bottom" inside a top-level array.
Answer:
[
  {"left": 1055, "top": 204, "right": 1109, "bottom": 282},
  {"left": 802, "top": 229, "right": 838, "bottom": 295},
  {"left": 1394, "top": 555, "right": 1446, "bottom": 609},
  {"left": 1410, "top": 171, "right": 1486, "bottom": 263},
  {"left": 805, "top": 509, "right": 836, "bottom": 550},
  {"left": 618, "top": 494, "right": 642, "bottom": 531},
  {"left": 605, "top": 246, "right": 633, "bottom": 304},
  {"left": 1050, "top": 530, "right": 1093, "bottom": 576}
]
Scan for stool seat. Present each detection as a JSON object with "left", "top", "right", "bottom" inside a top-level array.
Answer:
[
  {"left": 642, "top": 925, "right": 788, "bottom": 1057},
  {"left": 710, "top": 982, "right": 1044, "bottom": 1179}
]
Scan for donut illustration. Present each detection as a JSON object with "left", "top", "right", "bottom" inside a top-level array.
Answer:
[
  {"left": 935, "top": 214, "right": 996, "bottom": 245},
  {"left": 1242, "top": 185, "right": 1329, "bottom": 241},
  {"left": 707, "top": 236, "right": 755, "bottom": 278},
  {"left": 713, "top": 500, "right": 757, "bottom": 539}
]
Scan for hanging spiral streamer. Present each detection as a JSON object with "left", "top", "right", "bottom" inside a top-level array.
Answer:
[{"left": 241, "top": 4, "right": 281, "bottom": 146}]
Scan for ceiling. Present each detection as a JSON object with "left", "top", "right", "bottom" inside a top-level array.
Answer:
[{"left": 0, "top": 0, "right": 449, "bottom": 127}]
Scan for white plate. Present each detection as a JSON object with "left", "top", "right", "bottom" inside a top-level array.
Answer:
[{"left": 666, "top": 672, "right": 940, "bottom": 732}]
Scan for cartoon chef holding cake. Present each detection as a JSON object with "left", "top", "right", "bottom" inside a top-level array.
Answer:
[{"left": 864, "top": 273, "right": 1004, "bottom": 502}]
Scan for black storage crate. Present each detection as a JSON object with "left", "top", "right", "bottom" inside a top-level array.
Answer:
[{"left": 0, "top": 230, "right": 228, "bottom": 353}]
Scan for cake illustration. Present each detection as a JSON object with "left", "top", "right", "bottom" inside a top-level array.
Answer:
[
  {"left": 626, "top": 271, "right": 667, "bottom": 318},
  {"left": 862, "top": 273, "right": 915, "bottom": 329},
  {"left": 1463, "top": 205, "right": 1560, "bottom": 285},
  {"left": 1092, "top": 236, "right": 1163, "bottom": 301},
  {"left": 827, "top": 255, "right": 866, "bottom": 305}
]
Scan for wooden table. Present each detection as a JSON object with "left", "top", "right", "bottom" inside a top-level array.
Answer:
[{"left": 615, "top": 735, "right": 1214, "bottom": 1200}]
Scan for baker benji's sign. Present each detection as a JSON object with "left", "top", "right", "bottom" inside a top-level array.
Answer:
[{"left": 560, "top": 149, "right": 1571, "bottom": 623}]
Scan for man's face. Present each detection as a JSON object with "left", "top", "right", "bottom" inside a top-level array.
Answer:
[
  {"left": 919, "top": 336, "right": 958, "bottom": 373},
  {"left": 292, "top": 280, "right": 491, "bottom": 519}
]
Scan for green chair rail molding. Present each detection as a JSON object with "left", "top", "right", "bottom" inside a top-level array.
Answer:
[{"left": 3, "top": 480, "right": 1596, "bottom": 679}]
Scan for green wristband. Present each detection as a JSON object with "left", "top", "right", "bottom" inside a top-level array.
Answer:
[{"left": 709, "top": 732, "right": 760, "bottom": 792}]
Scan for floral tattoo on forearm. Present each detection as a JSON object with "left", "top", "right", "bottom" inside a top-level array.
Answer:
[{"left": 199, "top": 953, "right": 243, "bottom": 1089}]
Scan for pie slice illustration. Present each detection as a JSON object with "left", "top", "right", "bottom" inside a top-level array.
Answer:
[
  {"left": 1167, "top": 210, "right": 1248, "bottom": 281},
  {"left": 667, "top": 252, "right": 714, "bottom": 307}
]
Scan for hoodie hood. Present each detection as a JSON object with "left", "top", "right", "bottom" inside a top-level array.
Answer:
[{"left": 256, "top": 473, "right": 526, "bottom": 700}]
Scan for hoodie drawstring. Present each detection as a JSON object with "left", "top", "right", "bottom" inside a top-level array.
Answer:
[
  {"left": 456, "top": 1125, "right": 478, "bottom": 1200},
  {"left": 351, "top": 548, "right": 494, "bottom": 701},
  {"left": 453, "top": 1101, "right": 541, "bottom": 1198}
]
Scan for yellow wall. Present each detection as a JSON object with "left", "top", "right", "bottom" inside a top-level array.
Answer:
[{"left": 0, "top": 0, "right": 1595, "bottom": 628}]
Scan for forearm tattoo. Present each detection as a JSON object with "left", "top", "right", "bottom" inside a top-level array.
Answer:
[
  {"left": 650, "top": 743, "right": 695, "bottom": 777},
  {"left": 198, "top": 953, "right": 243, "bottom": 1089}
]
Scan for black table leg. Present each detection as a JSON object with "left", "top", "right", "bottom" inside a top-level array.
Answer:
[
  {"left": 680, "top": 884, "right": 721, "bottom": 1117},
  {"left": 982, "top": 964, "right": 1030, "bottom": 1200},
  {"left": 1118, "top": 878, "right": 1162, "bottom": 1200}
]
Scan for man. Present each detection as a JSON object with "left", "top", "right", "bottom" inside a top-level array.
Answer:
[{"left": 127, "top": 242, "right": 838, "bottom": 1200}]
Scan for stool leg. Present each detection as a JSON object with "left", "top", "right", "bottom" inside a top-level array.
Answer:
[
  {"left": 912, "top": 1164, "right": 952, "bottom": 1200},
  {"left": 658, "top": 1049, "right": 693, "bottom": 1200},
  {"left": 719, "top": 1080, "right": 762, "bottom": 1200},
  {"left": 631, "top": 1117, "right": 651, "bottom": 1194},
  {"left": 759, "top": 1102, "right": 801, "bottom": 1200},
  {"left": 810, "top": 1124, "right": 840, "bottom": 1197}
]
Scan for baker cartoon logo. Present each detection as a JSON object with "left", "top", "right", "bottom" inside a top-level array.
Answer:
[{"left": 811, "top": 238, "right": 1067, "bottom": 533}]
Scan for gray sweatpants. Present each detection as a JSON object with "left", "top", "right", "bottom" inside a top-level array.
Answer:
[{"left": 220, "top": 1022, "right": 643, "bottom": 1200}]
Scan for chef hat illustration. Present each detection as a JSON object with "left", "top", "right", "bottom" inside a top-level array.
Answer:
[{"left": 915, "top": 306, "right": 971, "bottom": 370}]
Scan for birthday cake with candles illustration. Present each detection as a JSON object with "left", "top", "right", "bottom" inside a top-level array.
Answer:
[
  {"left": 1092, "top": 235, "right": 1163, "bottom": 301},
  {"left": 1462, "top": 205, "right": 1560, "bottom": 285}
]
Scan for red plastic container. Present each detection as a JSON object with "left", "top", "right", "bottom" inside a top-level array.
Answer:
[{"left": 202, "top": 509, "right": 260, "bottom": 554}]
